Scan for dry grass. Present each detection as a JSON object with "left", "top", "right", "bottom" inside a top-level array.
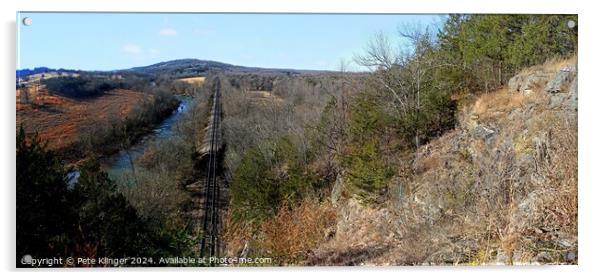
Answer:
[
  {"left": 246, "top": 90, "right": 284, "bottom": 105},
  {"left": 223, "top": 199, "right": 337, "bottom": 265},
  {"left": 470, "top": 88, "right": 546, "bottom": 122},
  {"left": 16, "top": 89, "right": 149, "bottom": 151},
  {"left": 517, "top": 55, "right": 577, "bottom": 77},
  {"left": 176, "top": 76, "right": 206, "bottom": 85},
  {"left": 305, "top": 198, "right": 399, "bottom": 265}
]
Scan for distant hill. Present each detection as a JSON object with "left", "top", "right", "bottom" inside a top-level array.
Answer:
[
  {"left": 16, "top": 67, "right": 51, "bottom": 78},
  {"left": 16, "top": 67, "right": 81, "bottom": 79},
  {"left": 125, "top": 59, "right": 331, "bottom": 77},
  {"left": 17, "top": 59, "right": 334, "bottom": 80}
]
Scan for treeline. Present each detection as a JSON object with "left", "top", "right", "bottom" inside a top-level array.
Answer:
[
  {"left": 226, "top": 73, "right": 275, "bottom": 91},
  {"left": 437, "top": 14, "right": 577, "bottom": 93},
  {"left": 16, "top": 128, "right": 194, "bottom": 267},
  {"left": 41, "top": 74, "right": 154, "bottom": 98}
]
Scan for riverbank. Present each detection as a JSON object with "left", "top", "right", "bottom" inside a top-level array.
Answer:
[
  {"left": 100, "top": 95, "right": 192, "bottom": 176},
  {"left": 57, "top": 93, "right": 180, "bottom": 166}
]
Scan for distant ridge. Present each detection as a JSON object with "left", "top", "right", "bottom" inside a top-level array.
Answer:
[
  {"left": 126, "top": 58, "right": 332, "bottom": 77},
  {"left": 16, "top": 67, "right": 80, "bottom": 78},
  {"left": 17, "top": 59, "right": 334, "bottom": 79}
]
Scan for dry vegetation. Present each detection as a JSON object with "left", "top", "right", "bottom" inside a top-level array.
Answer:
[
  {"left": 223, "top": 199, "right": 337, "bottom": 265},
  {"left": 220, "top": 75, "right": 339, "bottom": 172},
  {"left": 306, "top": 57, "right": 578, "bottom": 265},
  {"left": 176, "top": 76, "right": 207, "bottom": 85},
  {"left": 16, "top": 89, "right": 149, "bottom": 151}
]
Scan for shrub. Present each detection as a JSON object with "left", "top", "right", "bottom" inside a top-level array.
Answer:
[{"left": 229, "top": 136, "right": 316, "bottom": 223}]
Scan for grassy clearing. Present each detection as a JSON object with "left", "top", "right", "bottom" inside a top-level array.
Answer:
[{"left": 177, "top": 76, "right": 206, "bottom": 85}]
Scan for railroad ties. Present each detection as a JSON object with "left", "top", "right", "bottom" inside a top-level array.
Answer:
[{"left": 198, "top": 78, "right": 223, "bottom": 259}]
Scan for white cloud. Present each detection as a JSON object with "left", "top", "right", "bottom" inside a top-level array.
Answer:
[
  {"left": 159, "top": 27, "right": 177, "bottom": 36},
  {"left": 122, "top": 44, "right": 142, "bottom": 55}
]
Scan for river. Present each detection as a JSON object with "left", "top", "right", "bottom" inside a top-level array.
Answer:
[{"left": 67, "top": 95, "right": 192, "bottom": 185}]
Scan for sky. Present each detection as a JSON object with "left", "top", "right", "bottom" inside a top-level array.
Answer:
[{"left": 17, "top": 12, "right": 444, "bottom": 71}]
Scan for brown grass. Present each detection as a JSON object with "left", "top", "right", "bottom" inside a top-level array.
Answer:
[
  {"left": 176, "top": 76, "right": 206, "bottom": 85},
  {"left": 222, "top": 199, "right": 337, "bottom": 265},
  {"left": 246, "top": 90, "right": 284, "bottom": 105},
  {"left": 471, "top": 88, "right": 545, "bottom": 122},
  {"left": 517, "top": 55, "right": 577, "bottom": 77},
  {"left": 16, "top": 89, "right": 149, "bottom": 151}
]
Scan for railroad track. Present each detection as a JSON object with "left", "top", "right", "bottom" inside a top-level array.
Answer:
[{"left": 200, "top": 78, "right": 222, "bottom": 258}]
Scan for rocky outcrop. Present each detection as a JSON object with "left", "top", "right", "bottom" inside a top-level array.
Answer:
[
  {"left": 330, "top": 173, "right": 344, "bottom": 206},
  {"left": 507, "top": 63, "right": 577, "bottom": 111},
  {"left": 545, "top": 65, "right": 577, "bottom": 94},
  {"left": 473, "top": 125, "right": 497, "bottom": 143},
  {"left": 508, "top": 69, "right": 549, "bottom": 94}
]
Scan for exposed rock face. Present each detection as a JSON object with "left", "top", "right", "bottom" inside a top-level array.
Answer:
[
  {"left": 508, "top": 70, "right": 549, "bottom": 94},
  {"left": 473, "top": 125, "right": 497, "bottom": 143},
  {"left": 508, "top": 64, "right": 577, "bottom": 98},
  {"left": 508, "top": 75, "right": 522, "bottom": 93},
  {"left": 330, "top": 173, "right": 344, "bottom": 206},
  {"left": 521, "top": 71, "right": 549, "bottom": 93},
  {"left": 545, "top": 65, "right": 577, "bottom": 94},
  {"left": 507, "top": 63, "right": 577, "bottom": 111},
  {"left": 548, "top": 94, "right": 568, "bottom": 109},
  {"left": 569, "top": 76, "right": 578, "bottom": 111}
]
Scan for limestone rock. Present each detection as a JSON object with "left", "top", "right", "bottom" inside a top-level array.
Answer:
[
  {"left": 508, "top": 75, "right": 523, "bottom": 93},
  {"left": 569, "top": 76, "right": 578, "bottom": 111},
  {"left": 331, "top": 173, "right": 344, "bottom": 206},
  {"left": 548, "top": 94, "right": 568, "bottom": 109},
  {"left": 520, "top": 71, "right": 548, "bottom": 93},
  {"left": 473, "top": 125, "right": 497, "bottom": 142},
  {"left": 545, "top": 65, "right": 577, "bottom": 94},
  {"left": 508, "top": 70, "right": 549, "bottom": 94}
]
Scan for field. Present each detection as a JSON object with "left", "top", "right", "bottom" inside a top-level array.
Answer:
[
  {"left": 16, "top": 89, "right": 149, "bottom": 151},
  {"left": 18, "top": 71, "right": 80, "bottom": 85},
  {"left": 176, "top": 76, "right": 206, "bottom": 85},
  {"left": 247, "top": 90, "right": 284, "bottom": 104}
]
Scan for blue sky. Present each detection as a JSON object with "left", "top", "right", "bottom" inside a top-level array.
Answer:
[{"left": 17, "top": 13, "right": 444, "bottom": 71}]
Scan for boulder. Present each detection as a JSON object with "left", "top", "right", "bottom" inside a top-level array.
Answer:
[
  {"left": 545, "top": 65, "right": 577, "bottom": 94},
  {"left": 473, "top": 125, "right": 497, "bottom": 142},
  {"left": 508, "top": 75, "right": 523, "bottom": 93},
  {"left": 331, "top": 173, "right": 344, "bottom": 206},
  {"left": 520, "top": 71, "right": 548, "bottom": 93},
  {"left": 548, "top": 94, "right": 568, "bottom": 109},
  {"left": 535, "top": 251, "right": 553, "bottom": 263},
  {"left": 508, "top": 70, "right": 549, "bottom": 94},
  {"left": 569, "top": 76, "right": 578, "bottom": 111}
]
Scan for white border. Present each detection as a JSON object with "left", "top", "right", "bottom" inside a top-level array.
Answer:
[{"left": 1, "top": 0, "right": 600, "bottom": 279}]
